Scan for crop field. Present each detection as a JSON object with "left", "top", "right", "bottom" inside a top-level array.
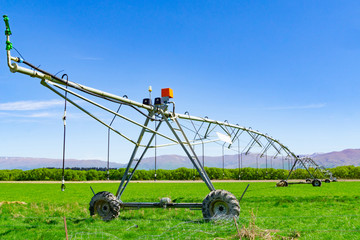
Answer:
[{"left": 0, "top": 181, "right": 359, "bottom": 239}]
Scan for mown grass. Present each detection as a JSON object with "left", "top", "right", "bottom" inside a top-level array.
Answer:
[{"left": 0, "top": 181, "right": 359, "bottom": 239}]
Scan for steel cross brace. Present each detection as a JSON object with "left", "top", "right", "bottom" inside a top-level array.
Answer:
[
  {"left": 160, "top": 111, "right": 215, "bottom": 192},
  {"left": 285, "top": 157, "right": 315, "bottom": 181},
  {"left": 116, "top": 115, "right": 163, "bottom": 200},
  {"left": 116, "top": 111, "right": 158, "bottom": 199},
  {"left": 116, "top": 109, "right": 216, "bottom": 201}
]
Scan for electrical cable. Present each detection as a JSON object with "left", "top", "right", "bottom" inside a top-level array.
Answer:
[
  {"left": 54, "top": 70, "right": 64, "bottom": 77},
  {"left": 237, "top": 138, "right": 240, "bottom": 180},
  {"left": 107, "top": 97, "right": 126, "bottom": 180},
  {"left": 22, "top": 60, "right": 161, "bottom": 122},
  {"left": 154, "top": 117, "right": 157, "bottom": 181},
  {"left": 12, "top": 46, "right": 25, "bottom": 61},
  {"left": 222, "top": 144, "right": 225, "bottom": 179},
  {"left": 61, "top": 74, "right": 69, "bottom": 191},
  {"left": 266, "top": 150, "right": 268, "bottom": 175}
]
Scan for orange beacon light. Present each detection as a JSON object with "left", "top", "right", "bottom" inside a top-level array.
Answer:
[{"left": 161, "top": 88, "right": 173, "bottom": 99}]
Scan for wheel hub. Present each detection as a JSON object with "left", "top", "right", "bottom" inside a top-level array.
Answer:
[
  {"left": 212, "top": 201, "right": 228, "bottom": 216},
  {"left": 95, "top": 200, "right": 110, "bottom": 217}
]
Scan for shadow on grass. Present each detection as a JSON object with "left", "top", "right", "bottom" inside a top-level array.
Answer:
[{"left": 0, "top": 230, "right": 12, "bottom": 237}]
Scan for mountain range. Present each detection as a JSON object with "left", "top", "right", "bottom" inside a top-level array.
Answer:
[{"left": 0, "top": 149, "right": 359, "bottom": 170}]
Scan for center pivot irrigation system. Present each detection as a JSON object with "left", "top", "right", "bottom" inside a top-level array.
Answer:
[{"left": 3, "top": 16, "right": 335, "bottom": 221}]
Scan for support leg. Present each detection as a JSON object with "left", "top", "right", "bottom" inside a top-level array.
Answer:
[
  {"left": 116, "top": 113, "right": 154, "bottom": 199},
  {"left": 160, "top": 111, "right": 215, "bottom": 191},
  {"left": 116, "top": 120, "right": 163, "bottom": 199}
]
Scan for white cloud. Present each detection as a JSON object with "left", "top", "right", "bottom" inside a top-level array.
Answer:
[
  {"left": 28, "top": 112, "right": 54, "bottom": 118},
  {"left": 0, "top": 111, "right": 58, "bottom": 118},
  {"left": 267, "top": 103, "right": 326, "bottom": 110},
  {"left": 0, "top": 100, "right": 64, "bottom": 111}
]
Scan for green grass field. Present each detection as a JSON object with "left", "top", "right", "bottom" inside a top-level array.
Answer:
[{"left": 0, "top": 181, "right": 359, "bottom": 239}]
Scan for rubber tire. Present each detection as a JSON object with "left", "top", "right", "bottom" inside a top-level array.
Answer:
[
  {"left": 305, "top": 178, "right": 312, "bottom": 183},
  {"left": 89, "top": 191, "right": 120, "bottom": 221},
  {"left": 325, "top": 179, "right": 330, "bottom": 183},
  {"left": 312, "top": 179, "right": 322, "bottom": 187},
  {"left": 276, "top": 180, "right": 288, "bottom": 187},
  {"left": 202, "top": 190, "right": 240, "bottom": 221}
]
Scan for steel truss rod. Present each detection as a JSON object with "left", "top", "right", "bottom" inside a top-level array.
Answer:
[
  {"left": 117, "top": 119, "right": 163, "bottom": 199},
  {"left": 300, "top": 157, "right": 333, "bottom": 180},
  {"left": 203, "top": 122, "right": 213, "bottom": 138},
  {"left": 224, "top": 123, "right": 238, "bottom": 149},
  {"left": 160, "top": 111, "right": 215, "bottom": 192},
  {"left": 268, "top": 138, "right": 282, "bottom": 156},
  {"left": 8, "top": 57, "right": 154, "bottom": 111},
  {"left": 116, "top": 112, "right": 154, "bottom": 199},
  {"left": 175, "top": 114, "right": 304, "bottom": 159},
  {"left": 6, "top": 40, "right": 300, "bottom": 162},
  {"left": 153, "top": 138, "right": 220, "bottom": 148},
  {"left": 245, "top": 134, "right": 261, "bottom": 155},
  {"left": 218, "top": 124, "right": 231, "bottom": 136},
  {"left": 223, "top": 120, "right": 233, "bottom": 137},
  {"left": 6, "top": 35, "right": 305, "bottom": 177},
  {"left": 285, "top": 157, "right": 314, "bottom": 181},
  {"left": 45, "top": 80, "right": 178, "bottom": 145},
  {"left": 185, "top": 112, "right": 206, "bottom": 166},
  {"left": 184, "top": 111, "right": 205, "bottom": 141},
  {"left": 41, "top": 80, "right": 137, "bottom": 145},
  {"left": 180, "top": 123, "right": 244, "bottom": 155},
  {"left": 260, "top": 141, "right": 272, "bottom": 158},
  {"left": 272, "top": 148, "right": 282, "bottom": 159},
  {"left": 177, "top": 123, "right": 222, "bottom": 147},
  {"left": 229, "top": 128, "right": 243, "bottom": 148},
  {"left": 121, "top": 202, "right": 202, "bottom": 210},
  {"left": 247, "top": 131, "right": 263, "bottom": 148}
]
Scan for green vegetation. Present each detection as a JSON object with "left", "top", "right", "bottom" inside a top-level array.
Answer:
[
  {"left": 0, "top": 165, "right": 359, "bottom": 181},
  {"left": 0, "top": 181, "right": 359, "bottom": 239}
]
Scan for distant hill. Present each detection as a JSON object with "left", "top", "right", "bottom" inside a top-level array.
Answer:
[
  {"left": 0, "top": 157, "right": 126, "bottom": 170},
  {"left": 310, "top": 149, "right": 360, "bottom": 168},
  {"left": 1, "top": 149, "right": 359, "bottom": 170}
]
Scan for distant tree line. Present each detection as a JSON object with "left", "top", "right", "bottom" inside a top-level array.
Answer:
[
  {"left": 47, "top": 167, "right": 118, "bottom": 171},
  {"left": 0, "top": 165, "right": 359, "bottom": 181}
]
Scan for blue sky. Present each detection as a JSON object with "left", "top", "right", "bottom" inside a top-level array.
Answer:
[{"left": 1, "top": 1, "right": 360, "bottom": 162}]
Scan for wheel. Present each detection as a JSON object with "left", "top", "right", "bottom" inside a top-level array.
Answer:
[
  {"left": 325, "top": 179, "right": 330, "bottom": 183},
  {"left": 312, "top": 179, "right": 322, "bottom": 187},
  {"left": 202, "top": 190, "right": 240, "bottom": 221},
  {"left": 276, "top": 180, "right": 288, "bottom": 187},
  {"left": 305, "top": 178, "right": 311, "bottom": 183},
  {"left": 89, "top": 191, "right": 120, "bottom": 221}
]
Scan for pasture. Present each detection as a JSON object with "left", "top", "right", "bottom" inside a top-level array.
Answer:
[{"left": 0, "top": 181, "right": 359, "bottom": 239}]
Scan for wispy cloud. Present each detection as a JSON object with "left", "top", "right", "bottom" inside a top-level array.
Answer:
[
  {"left": 0, "top": 111, "right": 58, "bottom": 118},
  {"left": 267, "top": 103, "right": 326, "bottom": 111},
  {"left": 0, "top": 111, "right": 89, "bottom": 121},
  {"left": 0, "top": 100, "right": 64, "bottom": 111}
]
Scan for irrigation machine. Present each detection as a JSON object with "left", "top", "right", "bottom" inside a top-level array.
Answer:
[{"left": 3, "top": 15, "right": 335, "bottom": 221}]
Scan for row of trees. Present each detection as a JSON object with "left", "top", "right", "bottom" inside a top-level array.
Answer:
[{"left": 0, "top": 166, "right": 358, "bottom": 181}]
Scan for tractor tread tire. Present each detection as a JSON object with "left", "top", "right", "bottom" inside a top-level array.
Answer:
[
  {"left": 276, "top": 180, "right": 288, "bottom": 187},
  {"left": 312, "top": 179, "right": 322, "bottom": 187},
  {"left": 89, "top": 191, "right": 120, "bottom": 221},
  {"left": 202, "top": 189, "right": 240, "bottom": 221}
]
